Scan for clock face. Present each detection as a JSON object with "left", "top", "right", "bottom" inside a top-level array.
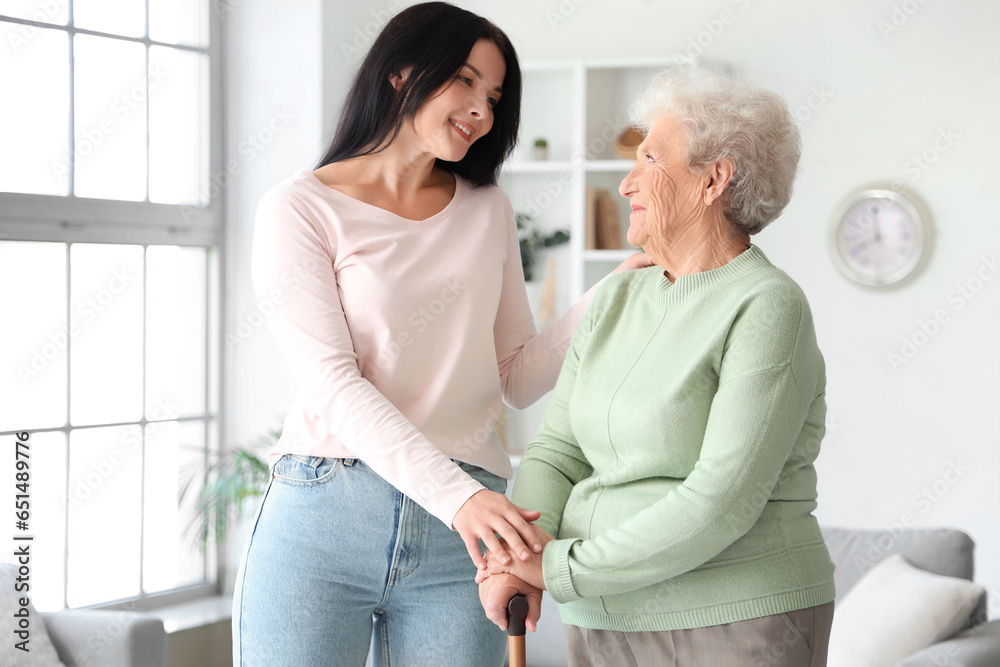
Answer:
[{"left": 831, "top": 188, "right": 930, "bottom": 286}]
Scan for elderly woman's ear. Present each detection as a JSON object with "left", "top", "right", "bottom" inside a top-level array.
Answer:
[{"left": 702, "top": 157, "right": 735, "bottom": 207}]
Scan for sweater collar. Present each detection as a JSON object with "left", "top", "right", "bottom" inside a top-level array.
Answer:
[{"left": 652, "top": 244, "right": 771, "bottom": 305}]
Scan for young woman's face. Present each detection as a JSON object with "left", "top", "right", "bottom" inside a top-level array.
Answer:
[{"left": 409, "top": 38, "right": 506, "bottom": 162}]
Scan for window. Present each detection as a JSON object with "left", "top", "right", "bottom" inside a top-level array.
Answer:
[{"left": 0, "top": 0, "right": 223, "bottom": 611}]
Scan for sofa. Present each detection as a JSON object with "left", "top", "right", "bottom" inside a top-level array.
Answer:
[
  {"left": 514, "top": 527, "right": 1000, "bottom": 666},
  {"left": 42, "top": 609, "right": 166, "bottom": 667},
  {"left": 822, "top": 526, "right": 1000, "bottom": 666}
]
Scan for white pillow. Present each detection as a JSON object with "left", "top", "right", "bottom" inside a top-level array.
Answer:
[
  {"left": 0, "top": 563, "right": 66, "bottom": 666},
  {"left": 827, "top": 553, "right": 984, "bottom": 667}
]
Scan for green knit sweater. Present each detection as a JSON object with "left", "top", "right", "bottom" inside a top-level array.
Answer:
[{"left": 512, "top": 245, "right": 836, "bottom": 632}]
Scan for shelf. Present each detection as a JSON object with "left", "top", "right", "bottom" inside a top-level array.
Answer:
[
  {"left": 584, "top": 160, "right": 635, "bottom": 172},
  {"left": 584, "top": 249, "right": 640, "bottom": 262},
  {"left": 504, "top": 160, "right": 575, "bottom": 174}
]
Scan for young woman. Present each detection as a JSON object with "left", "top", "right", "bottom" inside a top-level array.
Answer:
[{"left": 232, "top": 3, "right": 648, "bottom": 665}]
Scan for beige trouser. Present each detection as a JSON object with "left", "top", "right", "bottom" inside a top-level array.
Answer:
[{"left": 564, "top": 601, "right": 835, "bottom": 667}]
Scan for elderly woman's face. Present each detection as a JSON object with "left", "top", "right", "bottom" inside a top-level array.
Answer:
[{"left": 619, "top": 116, "right": 708, "bottom": 249}]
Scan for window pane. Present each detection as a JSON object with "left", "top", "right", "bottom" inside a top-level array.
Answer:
[
  {"left": 146, "top": 246, "right": 207, "bottom": 418},
  {"left": 69, "top": 244, "right": 144, "bottom": 426},
  {"left": 67, "top": 425, "right": 142, "bottom": 607},
  {"left": 207, "top": 248, "right": 220, "bottom": 415},
  {"left": 149, "top": 0, "right": 207, "bottom": 47},
  {"left": 144, "top": 420, "right": 206, "bottom": 594},
  {"left": 73, "top": 0, "right": 145, "bottom": 38},
  {"left": 0, "top": 0, "right": 69, "bottom": 24},
  {"left": 73, "top": 35, "right": 147, "bottom": 201},
  {"left": 149, "top": 47, "right": 208, "bottom": 205},
  {"left": 0, "top": 430, "right": 67, "bottom": 612},
  {"left": 204, "top": 418, "right": 218, "bottom": 576},
  {"left": 0, "top": 24, "right": 69, "bottom": 195},
  {"left": 0, "top": 242, "right": 68, "bottom": 431}
]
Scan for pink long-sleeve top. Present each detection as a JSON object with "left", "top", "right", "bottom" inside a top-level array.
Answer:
[{"left": 250, "top": 169, "right": 596, "bottom": 528}]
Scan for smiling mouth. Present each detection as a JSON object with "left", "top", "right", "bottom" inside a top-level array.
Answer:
[{"left": 450, "top": 119, "right": 474, "bottom": 141}]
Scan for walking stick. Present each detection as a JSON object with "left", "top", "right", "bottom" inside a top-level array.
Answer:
[{"left": 507, "top": 594, "right": 528, "bottom": 667}]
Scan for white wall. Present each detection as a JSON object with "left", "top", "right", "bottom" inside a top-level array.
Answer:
[
  {"left": 243, "top": 0, "right": 1000, "bottom": 609},
  {"left": 221, "top": 0, "right": 323, "bottom": 585}
]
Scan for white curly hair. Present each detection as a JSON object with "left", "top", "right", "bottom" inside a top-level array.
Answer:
[{"left": 629, "top": 67, "right": 801, "bottom": 235}]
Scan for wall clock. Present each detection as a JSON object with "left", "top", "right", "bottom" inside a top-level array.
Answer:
[{"left": 829, "top": 186, "right": 933, "bottom": 287}]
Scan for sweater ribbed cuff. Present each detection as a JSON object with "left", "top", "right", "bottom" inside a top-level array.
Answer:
[{"left": 542, "top": 538, "right": 582, "bottom": 603}]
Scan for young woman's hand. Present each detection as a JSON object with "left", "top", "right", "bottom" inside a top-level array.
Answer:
[
  {"left": 452, "top": 489, "right": 542, "bottom": 569},
  {"left": 478, "top": 573, "right": 543, "bottom": 632},
  {"left": 611, "top": 251, "right": 655, "bottom": 273}
]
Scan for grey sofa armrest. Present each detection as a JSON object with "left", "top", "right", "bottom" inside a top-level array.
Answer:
[
  {"left": 41, "top": 610, "right": 166, "bottom": 667},
  {"left": 897, "top": 619, "right": 1000, "bottom": 667}
]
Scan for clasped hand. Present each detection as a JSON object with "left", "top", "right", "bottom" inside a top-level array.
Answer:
[{"left": 476, "top": 522, "right": 554, "bottom": 632}]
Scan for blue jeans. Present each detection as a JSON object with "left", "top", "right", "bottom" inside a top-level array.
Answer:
[{"left": 232, "top": 455, "right": 508, "bottom": 666}]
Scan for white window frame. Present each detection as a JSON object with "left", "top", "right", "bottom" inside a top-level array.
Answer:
[{"left": 0, "top": 4, "right": 227, "bottom": 611}]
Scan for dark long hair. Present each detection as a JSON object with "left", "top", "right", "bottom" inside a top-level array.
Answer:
[{"left": 314, "top": 2, "right": 521, "bottom": 187}]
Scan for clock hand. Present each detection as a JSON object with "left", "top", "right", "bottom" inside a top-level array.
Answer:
[
  {"left": 867, "top": 205, "right": 881, "bottom": 243},
  {"left": 852, "top": 234, "right": 881, "bottom": 252}
]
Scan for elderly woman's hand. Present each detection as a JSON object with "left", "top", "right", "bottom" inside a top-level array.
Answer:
[
  {"left": 478, "top": 572, "right": 543, "bottom": 632},
  {"left": 611, "top": 251, "right": 655, "bottom": 273},
  {"left": 475, "top": 523, "right": 552, "bottom": 591}
]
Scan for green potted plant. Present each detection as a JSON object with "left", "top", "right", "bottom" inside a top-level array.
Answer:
[
  {"left": 179, "top": 429, "right": 278, "bottom": 552},
  {"left": 516, "top": 213, "right": 569, "bottom": 281},
  {"left": 532, "top": 137, "right": 548, "bottom": 161}
]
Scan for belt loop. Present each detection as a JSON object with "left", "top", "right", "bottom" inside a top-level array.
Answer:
[{"left": 343, "top": 458, "right": 356, "bottom": 466}]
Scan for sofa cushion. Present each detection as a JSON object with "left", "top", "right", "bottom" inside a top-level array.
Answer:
[
  {"left": 0, "top": 563, "right": 66, "bottom": 666},
  {"left": 827, "top": 553, "right": 985, "bottom": 667}
]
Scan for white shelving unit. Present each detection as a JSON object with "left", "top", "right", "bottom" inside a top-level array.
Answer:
[{"left": 499, "top": 55, "right": 690, "bottom": 453}]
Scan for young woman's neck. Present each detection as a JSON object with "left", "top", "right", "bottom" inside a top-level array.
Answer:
[{"left": 350, "top": 131, "right": 444, "bottom": 197}]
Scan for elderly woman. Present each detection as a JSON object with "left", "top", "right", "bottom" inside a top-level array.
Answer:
[{"left": 478, "top": 67, "right": 836, "bottom": 666}]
